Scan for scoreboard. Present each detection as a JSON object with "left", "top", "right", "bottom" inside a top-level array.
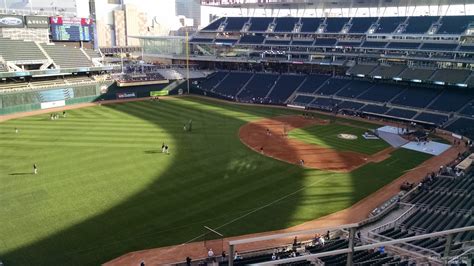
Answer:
[
  {"left": 51, "top": 25, "right": 91, "bottom": 41},
  {"left": 50, "top": 17, "right": 93, "bottom": 42}
]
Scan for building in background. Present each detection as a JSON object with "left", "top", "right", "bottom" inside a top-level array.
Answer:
[{"left": 175, "top": 0, "right": 201, "bottom": 27}]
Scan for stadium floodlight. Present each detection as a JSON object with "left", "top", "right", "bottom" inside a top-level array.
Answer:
[{"left": 411, "top": 79, "right": 422, "bottom": 83}]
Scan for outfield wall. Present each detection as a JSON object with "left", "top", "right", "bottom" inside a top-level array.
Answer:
[{"left": 0, "top": 81, "right": 177, "bottom": 115}]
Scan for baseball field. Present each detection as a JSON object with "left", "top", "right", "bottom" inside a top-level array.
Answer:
[{"left": 0, "top": 96, "right": 432, "bottom": 265}]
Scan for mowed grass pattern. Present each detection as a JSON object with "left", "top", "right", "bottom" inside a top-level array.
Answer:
[
  {"left": 0, "top": 97, "right": 431, "bottom": 265},
  {"left": 289, "top": 123, "right": 390, "bottom": 155}
]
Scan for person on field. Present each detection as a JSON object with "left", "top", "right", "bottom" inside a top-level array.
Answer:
[
  {"left": 207, "top": 248, "right": 215, "bottom": 262},
  {"left": 165, "top": 145, "right": 169, "bottom": 154},
  {"left": 15, "top": 127, "right": 18, "bottom": 134},
  {"left": 63, "top": 111, "right": 66, "bottom": 117},
  {"left": 260, "top": 146, "right": 264, "bottom": 154},
  {"left": 162, "top": 143, "right": 165, "bottom": 153},
  {"left": 33, "top": 164, "right": 38, "bottom": 174}
]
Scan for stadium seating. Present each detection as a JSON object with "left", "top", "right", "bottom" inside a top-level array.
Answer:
[
  {"left": 460, "top": 101, "right": 474, "bottom": 117},
  {"left": 427, "top": 90, "right": 474, "bottom": 112},
  {"left": 265, "top": 39, "right": 291, "bottom": 45},
  {"left": 348, "top": 17, "right": 378, "bottom": 33},
  {"left": 347, "top": 64, "right": 377, "bottom": 76},
  {"left": 249, "top": 17, "right": 273, "bottom": 31},
  {"left": 190, "top": 38, "right": 214, "bottom": 43},
  {"left": 390, "top": 87, "right": 440, "bottom": 108},
  {"left": 398, "top": 68, "right": 436, "bottom": 81},
  {"left": 385, "top": 108, "right": 418, "bottom": 119},
  {"left": 338, "top": 101, "right": 365, "bottom": 110},
  {"left": 325, "top": 17, "right": 350, "bottom": 33},
  {"left": 336, "top": 80, "right": 373, "bottom": 98},
  {"left": 224, "top": 17, "right": 248, "bottom": 31},
  {"left": 293, "top": 95, "right": 314, "bottom": 105},
  {"left": 371, "top": 65, "right": 406, "bottom": 78},
  {"left": 414, "top": 112, "right": 448, "bottom": 125},
  {"left": 404, "top": 16, "right": 439, "bottom": 34},
  {"left": 430, "top": 69, "right": 471, "bottom": 84},
  {"left": 374, "top": 17, "right": 406, "bottom": 33},
  {"left": 361, "top": 104, "right": 390, "bottom": 115},
  {"left": 361, "top": 41, "right": 388, "bottom": 48},
  {"left": 0, "top": 38, "right": 47, "bottom": 62},
  {"left": 421, "top": 43, "right": 459, "bottom": 51},
  {"left": 266, "top": 74, "right": 305, "bottom": 104},
  {"left": 213, "top": 72, "right": 253, "bottom": 97},
  {"left": 274, "top": 17, "right": 299, "bottom": 32},
  {"left": 357, "top": 84, "right": 404, "bottom": 103},
  {"left": 240, "top": 35, "right": 265, "bottom": 44},
  {"left": 40, "top": 44, "right": 92, "bottom": 68},
  {"left": 83, "top": 48, "right": 102, "bottom": 58},
  {"left": 310, "top": 97, "right": 341, "bottom": 110},
  {"left": 199, "top": 71, "right": 228, "bottom": 91},
  {"left": 296, "top": 74, "right": 331, "bottom": 93},
  {"left": 291, "top": 40, "right": 314, "bottom": 46},
  {"left": 314, "top": 38, "right": 337, "bottom": 46},
  {"left": 300, "top": 18, "right": 324, "bottom": 33},
  {"left": 202, "top": 17, "right": 225, "bottom": 31},
  {"left": 438, "top": 16, "right": 474, "bottom": 35},
  {"left": 237, "top": 73, "right": 278, "bottom": 101},
  {"left": 387, "top": 42, "right": 421, "bottom": 49},
  {"left": 446, "top": 117, "right": 474, "bottom": 138},
  {"left": 315, "top": 78, "right": 351, "bottom": 96}
]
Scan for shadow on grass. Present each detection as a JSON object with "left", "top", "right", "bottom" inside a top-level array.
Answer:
[{"left": 0, "top": 96, "right": 430, "bottom": 265}]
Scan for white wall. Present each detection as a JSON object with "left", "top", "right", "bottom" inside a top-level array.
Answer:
[{"left": 201, "top": 4, "right": 474, "bottom": 27}]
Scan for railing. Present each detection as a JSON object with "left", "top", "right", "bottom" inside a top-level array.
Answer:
[{"left": 371, "top": 205, "right": 416, "bottom": 234}]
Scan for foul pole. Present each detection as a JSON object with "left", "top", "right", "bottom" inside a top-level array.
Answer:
[{"left": 186, "top": 30, "right": 190, "bottom": 94}]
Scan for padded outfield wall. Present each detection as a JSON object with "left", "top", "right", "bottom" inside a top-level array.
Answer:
[
  {"left": 0, "top": 82, "right": 175, "bottom": 115},
  {"left": 0, "top": 82, "right": 112, "bottom": 115}
]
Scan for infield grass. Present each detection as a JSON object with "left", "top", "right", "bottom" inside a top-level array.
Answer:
[
  {"left": 0, "top": 97, "right": 431, "bottom": 265},
  {"left": 289, "top": 122, "right": 390, "bottom": 155}
]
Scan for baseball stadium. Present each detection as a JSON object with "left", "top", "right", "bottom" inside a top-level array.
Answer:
[{"left": 0, "top": 0, "right": 473, "bottom": 265}]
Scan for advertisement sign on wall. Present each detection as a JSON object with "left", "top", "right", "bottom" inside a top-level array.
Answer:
[
  {"left": 116, "top": 92, "right": 136, "bottom": 99},
  {"left": 0, "top": 15, "right": 25, "bottom": 28},
  {"left": 150, "top": 90, "right": 169, "bottom": 96},
  {"left": 40, "top": 100, "right": 66, "bottom": 110},
  {"left": 25, "top": 16, "right": 50, "bottom": 28}
]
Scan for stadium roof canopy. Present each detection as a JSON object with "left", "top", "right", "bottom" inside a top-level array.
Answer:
[{"left": 201, "top": 0, "right": 473, "bottom": 9}]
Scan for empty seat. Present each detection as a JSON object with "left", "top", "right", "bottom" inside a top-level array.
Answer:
[
  {"left": 300, "top": 18, "right": 324, "bottom": 33},
  {"left": 267, "top": 75, "right": 306, "bottom": 103},
  {"left": 224, "top": 17, "right": 248, "bottom": 31},
  {"left": 325, "top": 17, "right": 350, "bottom": 33},
  {"left": 40, "top": 44, "right": 92, "bottom": 68},
  {"left": 314, "top": 38, "right": 337, "bottom": 46},
  {"left": 274, "top": 17, "right": 299, "bottom": 32},
  {"left": 293, "top": 95, "right": 314, "bottom": 105},
  {"left": 390, "top": 87, "right": 440, "bottom": 108},
  {"left": 386, "top": 108, "right": 417, "bottom": 119},
  {"left": 0, "top": 38, "right": 47, "bottom": 62},
  {"left": 361, "top": 41, "right": 388, "bottom": 48},
  {"left": 415, "top": 112, "right": 448, "bottom": 125},
  {"left": 349, "top": 17, "right": 378, "bottom": 33},
  {"left": 421, "top": 43, "right": 458, "bottom": 51},
  {"left": 405, "top": 16, "right": 439, "bottom": 34},
  {"left": 297, "top": 74, "right": 331, "bottom": 93},
  {"left": 202, "top": 17, "right": 225, "bottom": 31},
  {"left": 431, "top": 69, "right": 471, "bottom": 84},
  {"left": 358, "top": 84, "right": 404, "bottom": 103},
  {"left": 248, "top": 17, "right": 273, "bottom": 31},
  {"left": 336, "top": 80, "right": 373, "bottom": 98},
  {"left": 375, "top": 17, "right": 406, "bottom": 33},
  {"left": 240, "top": 35, "right": 265, "bottom": 44},
  {"left": 438, "top": 16, "right": 474, "bottom": 34}
]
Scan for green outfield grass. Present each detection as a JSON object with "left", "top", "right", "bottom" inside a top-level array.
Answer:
[
  {"left": 0, "top": 97, "right": 431, "bottom": 265},
  {"left": 289, "top": 122, "right": 390, "bottom": 155}
]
